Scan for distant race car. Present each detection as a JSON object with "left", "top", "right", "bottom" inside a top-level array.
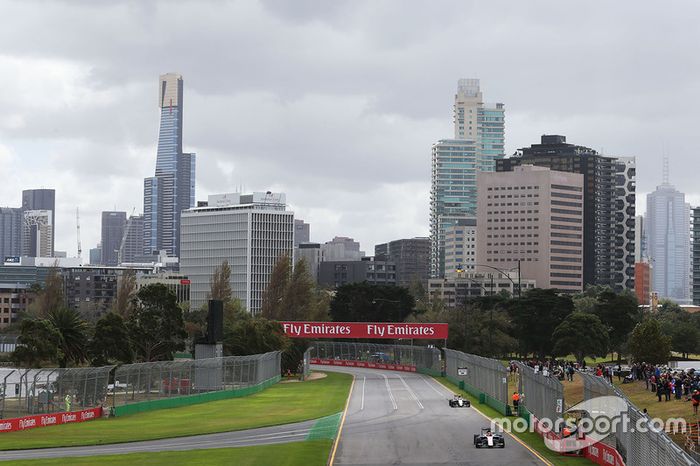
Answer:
[
  {"left": 448, "top": 396, "right": 471, "bottom": 408},
  {"left": 473, "top": 428, "right": 505, "bottom": 448}
]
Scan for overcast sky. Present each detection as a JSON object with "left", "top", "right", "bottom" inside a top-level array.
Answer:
[{"left": 1, "top": 0, "right": 699, "bottom": 258}]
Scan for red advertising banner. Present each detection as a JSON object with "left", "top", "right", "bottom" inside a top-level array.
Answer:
[
  {"left": 0, "top": 407, "right": 102, "bottom": 434},
  {"left": 281, "top": 322, "right": 448, "bottom": 339},
  {"left": 584, "top": 443, "right": 625, "bottom": 466},
  {"left": 310, "top": 358, "right": 417, "bottom": 373}
]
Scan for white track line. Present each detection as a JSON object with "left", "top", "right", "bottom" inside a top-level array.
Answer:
[
  {"left": 381, "top": 373, "right": 398, "bottom": 410},
  {"left": 423, "top": 375, "right": 451, "bottom": 398},
  {"left": 361, "top": 376, "right": 366, "bottom": 411},
  {"left": 398, "top": 374, "right": 424, "bottom": 409}
]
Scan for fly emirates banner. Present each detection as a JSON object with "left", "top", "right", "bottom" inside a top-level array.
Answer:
[{"left": 280, "top": 322, "right": 448, "bottom": 339}]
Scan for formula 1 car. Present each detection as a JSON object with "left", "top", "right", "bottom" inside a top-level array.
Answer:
[
  {"left": 473, "top": 428, "right": 505, "bottom": 448},
  {"left": 448, "top": 395, "right": 471, "bottom": 408}
]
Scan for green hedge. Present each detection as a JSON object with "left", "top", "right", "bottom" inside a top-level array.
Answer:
[{"left": 113, "top": 376, "right": 281, "bottom": 417}]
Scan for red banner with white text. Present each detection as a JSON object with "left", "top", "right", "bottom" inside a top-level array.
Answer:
[
  {"left": 0, "top": 407, "right": 102, "bottom": 433},
  {"left": 281, "top": 322, "right": 448, "bottom": 339},
  {"left": 310, "top": 358, "right": 417, "bottom": 372}
]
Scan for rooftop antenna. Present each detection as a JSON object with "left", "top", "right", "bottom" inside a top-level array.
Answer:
[
  {"left": 662, "top": 155, "right": 669, "bottom": 185},
  {"left": 76, "top": 207, "right": 82, "bottom": 262}
]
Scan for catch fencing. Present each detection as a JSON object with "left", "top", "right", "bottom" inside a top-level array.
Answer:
[
  {"left": 111, "top": 351, "right": 281, "bottom": 415},
  {"left": 516, "top": 362, "right": 564, "bottom": 429},
  {"left": 309, "top": 341, "right": 441, "bottom": 375},
  {"left": 444, "top": 348, "right": 509, "bottom": 415},
  {"left": 579, "top": 372, "right": 698, "bottom": 466},
  {"left": 0, "top": 335, "right": 18, "bottom": 353},
  {"left": 0, "top": 366, "right": 114, "bottom": 419},
  {"left": 302, "top": 347, "right": 313, "bottom": 381}
]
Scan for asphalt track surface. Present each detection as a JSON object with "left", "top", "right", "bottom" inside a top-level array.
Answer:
[
  {"left": 1, "top": 366, "right": 547, "bottom": 465},
  {"left": 329, "top": 365, "right": 546, "bottom": 466}
]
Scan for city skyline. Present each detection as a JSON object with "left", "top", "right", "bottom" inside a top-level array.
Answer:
[{"left": 0, "top": 1, "right": 699, "bottom": 257}]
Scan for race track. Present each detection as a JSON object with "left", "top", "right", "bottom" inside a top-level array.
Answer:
[{"left": 328, "top": 365, "right": 546, "bottom": 466}]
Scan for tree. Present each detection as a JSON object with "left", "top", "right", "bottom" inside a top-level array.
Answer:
[
  {"left": 671, "top": 326, "right": 700, "bottom": 359},
  {"left": 210, "top": 260, "right": 233, "bottom": 302},
  {"left": 128, "top": 284, "right": 186, "bottom": 362},
  {"left": 47, "top": 307, "right": 89, "bottom": 367},
  {"left": 593, "top": 290, "right": 640, "bottom": 357},
  {"left": 507, "top": 288, "right": 574, "bottom": 359},
  {"left": 281, "top": 258, "right": 329, "bottom": 321},
  {"left": 223, "top": 315, "right": 291, "bottom": 356},
  {"left": 29, "top": 266, "right": 64, "bottom": 318},
  {"left": 552, "top": 312, "right": 609, "bottom": 362},
  {"left": 260, "top": 254, "right": 291, "bottom": 319},
  {"left": 89, "top": 312, "right": 133, "bottom": 366},
  {"left": 113, "top": 269, "right": 137, "bottom": 317},
  {"left": 628, "top": 318, "right": 671, "bottom": 364},
  {"left": 329, "top": 283, "right": 415, "bottom": 322},
  {"left": 11, "top": 319, "right": 61, "bottom": 367}
]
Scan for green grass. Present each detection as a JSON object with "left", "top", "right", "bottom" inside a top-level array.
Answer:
[
  {"left": 0, "top": 372, "right": 352, "bottom": 451},
  {"left": 0, "top": 440, "right": 333, "bottom": 466},
  {"left": 434, "top": 377, "right": 590, "bottom": 466}
]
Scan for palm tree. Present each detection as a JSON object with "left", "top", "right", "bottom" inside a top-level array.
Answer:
[{"left": 48, "top": 307, "right": 89, "bottom": 367}]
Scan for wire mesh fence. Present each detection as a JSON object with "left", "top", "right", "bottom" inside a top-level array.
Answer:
[
  {"left": 0, "top": 335, "right": 18, "bottom": 353},
  {"left": 444, "top": 348, "right": 509, "bottom": 414},
  {"left": 0, "top": 366, "right": 114, "bottom": 419},
  {"left": 516, "top": 362, "right": 564, "bottom": 427},
  {"left": 309, "top": 341, "right": 441, "bottom": 374},
  {"left": 302, "top": 347, "right": 313, "bottom": 381},
  {"left": 576, "top": 372, "right": 697, "bottom": 466},
  {"left": 110, "top": 351, "right": 281, "bottom": 410}
]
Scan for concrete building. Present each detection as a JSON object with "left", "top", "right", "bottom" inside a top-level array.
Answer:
[
  {"left": 635, "top": 261, "right": 652, "bottom": 306},
  {"left": 646, "top": 171, "right": 691, "bottom": 303},
  {"left": 294, "top": 219, "right": 310, "bottom": 246},
  {"left": 101, "top": 211, "right": 127, "bottom": 266},
  {"left": 428, "top": 272, "right": 536, "bottom": 307},
  {"left": 63, "top": 266, "right": 152, "bottom": 316},
  {"left": 477, "top": 165, "right": 584, "bottom": 292},
  {"left": 443, "top": 221, "right": 477, "bottom": 278},
  {"left": 318, "top": 257, "right": 396, "bottom": 288},
  {"left": 22, "top": 210, "right": 53, "bottom": 258},
  {"left": 694, "top": 207, "right": 700, "bottom": 306},
  {"left": 0, "top": 284, "right": 34, "bottom": 328},
  {"left": 143, "top": 73, "right": 196, "bottom": 258},
  {"left": 430, "top": 79, "right": 505, "bottom": 279},
  {"left": 22, "top": 189, "right": 55, "bottom": 257},
  {"left": 374, "top": 237, "right": 430, "bottom": 287},
  {"left": 0, "top": 207, "right": 22, "bottom": 261},
  {"left": 180, "top": 192, "right": 294, "bottom": 313},
  {"left": 136, "top": 273, "right": 190, "bottom": 304},
  {"left": 295, "top": 242, "right": 321, "bottom": 282},
  {"left": 321, "top": 236, "right": 365, "bottom": 261},
  {"left": 498, "top": 135, "right": 636, "bottom": 291},
  {"left": 119, "top": 215, "right": 144, "bottom": 265},
  {"left": 90, "top": 244, "right": 102, "bottom": 266}
]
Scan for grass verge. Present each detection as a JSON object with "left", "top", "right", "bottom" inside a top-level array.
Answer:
[
  {"left": 0, "top": 440, "right": 333, "bottom": 466},
  {"left": 433, "top": 376, "right": 590, "bottom": 466},
  {"left": 0, "top": 371, "right": 352, "bottom": 451}
]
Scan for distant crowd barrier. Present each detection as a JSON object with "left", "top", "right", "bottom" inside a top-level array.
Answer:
[
  {"left": 111, "top": 351, "right": 281, "bottom": 416},
  {"left": 309, "top": 341, "right": 440, "bottom": 375},
  {"left": 444, "top": 348, "right": 509, "bottom": 415}
]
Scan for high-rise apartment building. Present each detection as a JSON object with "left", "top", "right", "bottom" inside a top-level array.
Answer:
[
  {"left": 374, "top": 237, "right": 430, "bottom": 287},
  {"left": 646, "top": 172, "right": 691, "bottom": 303},
  {"left": 180, "top": 192, "right": 294, "bottom": 313},
  {"left": 476, "top": 165, "right": 584, "bottom": 292},
  {"left": 693, "top": 207, "right": 700, "bottom": 305},
  {"left": 143, "top": 73, "right": 196, "bottom": 258},
  {"left": 89, "top": 244, "right": 102, "bottom": 265},
  {"left": 22, "top": 210, "right": 53, "bottom": 258},
  {"left": 497, "top": 135, "right": 636, "bottom": 291},
  {"left": 0, "top": 207, "right": 22, "bottom": 260},
  {"left": 294, "top": 219, "right": 310, "bottom": 246},
  {"left": 430, "top": 79, "right": 505, "bottom": 278},
  {"left": 22, "top": 189, "right": 55, "bottom": 257},
  {"left": 101, "top": 211, "right": 126, "bottom": 266},
  {"left": 321, "top": 236, "right": 365, "bottom": 261},
  {"left": 443, "top": 220, "right": 477, "bottom": 278},
  {"left": 119, "top": 215, "right": 144, "bottom": 264}
]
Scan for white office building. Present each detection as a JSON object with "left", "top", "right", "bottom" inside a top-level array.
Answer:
[{"left": 180, "top": 192, "right": 294, "bottom": 313}]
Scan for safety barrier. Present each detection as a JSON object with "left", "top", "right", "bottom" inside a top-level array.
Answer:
[
  {"left": 443, "top": 348, "right": 509, "bottom": 415},
  {"left": 0, "top": 407, "right": 102, "bottom": 433},
  {"left": 309, "top": 341, "right": 440, "bottom": 376},
  {"left": 0, "top": 366, "right": 114, "bottom": 420},
  {"left": 0, "top": 335, "right": 18, "bottom": 353},
  {"left": 311, "top": 358, "right": 417, "bottom": 373},
  {"left": 516, "top": 362, "right": 564, "bottom": 429}
]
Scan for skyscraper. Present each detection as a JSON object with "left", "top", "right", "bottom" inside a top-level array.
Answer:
[
  {"left": 430, "top": 79, "right": 505, "bottom": 278},
  {"left": 0, "top": 207, "right": 22, "bottom": 260},
  {"left": 143, "top": 73, "right": 196, "bottom": 258},
  {"left": 101, "top": 211, "right": 127, "bottom": 266},
  {"left": 22, "top": 189, "right": 55, "bottom": 257},
  {"left": 294, "top": 219, "right": 310, "bottom": 246},
  {"left": 497, "top": 135, "right": 636, "bottom": 291},
  {"left": 21, "top": 210, "right": 53, "bottom": 258},
  {"left": 119, "top": 215, "right": 144, "bottom": 264},
  {"left": 375, "top": 237, "right": 431, "bottom": 286},
  {"left": 692, "top": 207, "right": 700, "bottom": 305},
  {"left": 646, "top": 168, "right": 691, "bottom": 303}
]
